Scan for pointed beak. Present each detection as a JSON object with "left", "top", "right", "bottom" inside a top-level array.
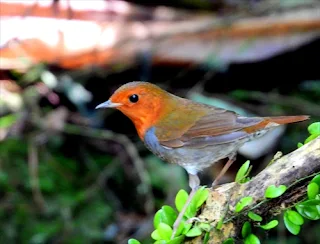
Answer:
[{"left": 95, "top": 100, "right": 122, "bottom": 109}]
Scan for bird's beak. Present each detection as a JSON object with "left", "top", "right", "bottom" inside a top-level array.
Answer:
[{"left": 95, "top": 100, "right": 122, "bottom": 109}]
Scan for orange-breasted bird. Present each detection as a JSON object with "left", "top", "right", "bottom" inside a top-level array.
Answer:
[{"left": 96, "top": 81, "right": 308, "bottom": 238}]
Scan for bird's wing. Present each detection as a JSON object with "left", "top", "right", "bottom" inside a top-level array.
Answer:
[{"left": 158, "top": 106, "right": 263, "bottom": 148}]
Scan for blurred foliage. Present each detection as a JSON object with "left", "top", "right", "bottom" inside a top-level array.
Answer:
[{"left": 0, "top": 138, "right": 113, "bottom": 243}]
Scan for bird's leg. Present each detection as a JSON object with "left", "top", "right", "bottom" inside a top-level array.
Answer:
[
  {"left": 171, "top": 174, "right": 200, "bottom": 239},
  {"left": 212, "top": 154, "right": 236, "bottom": 188}
]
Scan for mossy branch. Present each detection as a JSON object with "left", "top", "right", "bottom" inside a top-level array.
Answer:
[{"left": 187, "top": 137, "right": 320, "bottom": 244}]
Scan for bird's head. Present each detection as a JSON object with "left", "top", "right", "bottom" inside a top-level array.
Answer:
[{"left": 96, "top": 81, "right": 172, "bottom": 138}]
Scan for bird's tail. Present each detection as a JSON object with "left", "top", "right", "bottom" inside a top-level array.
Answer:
[
  {"left": 244, "top": 115, "right": 309, "bottom": 133},
  {"left": 267, "top": 115, "right": 309, "bottom": 125}
]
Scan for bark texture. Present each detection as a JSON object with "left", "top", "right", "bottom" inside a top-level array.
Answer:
[{"left": 187, "top": 137, "right": 320, "bottom": 244}]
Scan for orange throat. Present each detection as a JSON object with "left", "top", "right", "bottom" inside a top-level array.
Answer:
[{"left": 120, "top": 110, "right": 152, "bottom": 140}]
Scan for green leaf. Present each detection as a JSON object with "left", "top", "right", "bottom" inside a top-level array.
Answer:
[
  {"left": 235, "top": 196, "right": 253, "bottom": 212},
  {"left": 0, "top": 114, "right": 18, "bottom": 128},
  {"left": 244, "top": 234, "right": 261, "bottom": 244},
  {"left": 175, "top": 220, "right": 186, "bottom": 236},
  {"left": 223, "top": 238, "right": 235, "bottom": 244},
  {"left": 186, "top": 187, "right": 209, "bottom": 218},
  {"left": 297, "top": 142, "right": 304, "bottom": 148},
  {"left": 235, "top": 160, "right": 250, "bottom": 183},
  {"left": 186, "top": 201, "right": 197, "bottom": 218},
  {"left": 157, "top": 223, "right": 173, "bottom": 241},
  {"left": 265, "top": 185, "right": 287, "bottom": 198},
  {"left": 162, "top": 206, "right": 178, "bottom": 227},
  {"left": 241, "top": 221, "right": 251, "bottom": 238},
  {"left": 260, "top": 220, "right": 278, "bottom": 230},
  {"left": 154, "top": 209, "right": 162, "bottom": 229},
  {"left": 175, "top": 190, "right": 188, "bottom": 212},
  {"left": 305, "top": 134, "right": 319, "bottom": 144},
  {"left": 198, "top": 223, "right": 211, "bottom": 232},
  {"left": 286, "top": 210, "right": 304, "bottom": 226},
  {"left": 216, "top": 218, "right": 223, "bottom": 230},
  {"left": 151, "top": 230, "right": 161, "bottom": 241},
  {"left": 296, "top": 205, "right": 320, "bottom": 220},
  {"left": 186, "top": 226, "right": 202, "bottom": 237},
  {"left": 194, "top": 186, "right": 209, "bottom": 209},
  {"left": 181, "top": 222, "right": 192, "bottom": 235},
  {"left": 284, "top": 212, "right": 301, "bottom": 235},
  {"left": 154, "top": 241, "right": 167, "bottom": 244},
  {"left": 248, "top": 211, "right": 262, "bottom": 222},
  {"left": 308, "top": 182, "right": 319, "bottom": 199},
  {"left": 298, "top": 199, "right": 320, "bottom": 206},
  {"left": 167, "top": 235, "right": 185, "bottom": 244},
  {"left": 311, "top": 174, "right": 320, "bottom": 187},
  {"left": 308, "top": 122, "right": 320, "bottom": 135},
  {"left": 203, "top": 232, "right": 210, "bottom": 244},
  {"left": 128, "top": 239, "right": 141, "bottom": 244}
]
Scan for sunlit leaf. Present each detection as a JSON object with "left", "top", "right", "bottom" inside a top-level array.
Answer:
[
  {"left": 284, "top": 212, "right": 301, "bottom": 235},
  {"left": 307, "top": 183, "right": 319, "bottom": 199},
  {"left": 162, "top": 206, "right": 178, "bottom": 227},
  {"left": 286, "top": 210, "right": 304, "bottom": 226},
  {"left": 154, "top": 209, "right": 162, "bottom": 229},
  {"left": 297, "top": 142, "right": 304, "bottom": 148},
  {"left": 181, "top": 222, "right": 192, "bottom": 235},
  {"left": 248, "top": 211, "right": 262, "bottom": 222},
  {"left": 296, "top": 205, "right": 320, "bottom": 220},
  {"left": 311, "top": 174, "right": 320, "bottom": 187},
  {"left": 305, "top": 134, "right": 319, "bottom": 144},
  {"left": 308, "top": 122, "right": 320, "bottom": 135},
  {"left": 260, "top": 220, "right": 278, "bottom": 230},
  {"left": 235, "top": 196, "right": 253, "bottom": 212},
  {"left": 175, "top": 190, "right": 188, "bottom": 212},
  {"left": 198, "top": 223, "right": 211, "bottom": 232},
  {"left": 264, "top": 185, "right": 287, "bottom": 198},
  {"left": 186, "top": 226, "right": 202, "bottom": 237},
  {"left": 244, "top": 234, "right": 260, "bottom": 244},
  {"left": 167, "top": 235, "right": 185, "bottom": 244},
  {"left": 151, "top": 230, "right": 161, "bottom": 241},
  {"left": 157, "top": 223, "right": 173, "bottom": 241},
  {"left": 235, "top": 160, "right": 250, "bottom": 183},
  {"left": 298, "top": 199, "right": 320, "bottom": 207},
  {"left": 216, "top": 218, "right": 223, "bottom": 230},
  {"left": 194, "top": 186, "right": 209, "bottom": 208},
  {"left": 154, "top": 240, "right": 167, "bottom": 244},
  {"left": 128, "top": 239, "right": 141, "bottom": 244},
  {"left": 203, "top": 232, "right": 210, "bottom": 244},
  {"left": 0, "top": 114, "right": 18, "bottom": 129}
]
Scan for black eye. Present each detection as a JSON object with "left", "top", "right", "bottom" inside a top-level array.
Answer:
[{"left": 129, "top": 94, "right": 139, "bottom": 103}]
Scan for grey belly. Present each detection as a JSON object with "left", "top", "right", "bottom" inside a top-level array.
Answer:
[
  {"left": 143, "top": 126, "right": 269, "bottom": 174},
  {"left": 160, "top": 141, "right": 244, "bottom": 172}
]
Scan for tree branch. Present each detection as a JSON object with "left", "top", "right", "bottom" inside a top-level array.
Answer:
[{"left": 187, "top": 137, "right": 320, "bottom": 244}]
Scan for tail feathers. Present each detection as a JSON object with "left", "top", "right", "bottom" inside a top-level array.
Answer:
[
  {"left": 244, "top": 115, "right": 309, "bottom": 133},
  {"left": 267, "top": 115, "right": 310, "bottom": 125}
]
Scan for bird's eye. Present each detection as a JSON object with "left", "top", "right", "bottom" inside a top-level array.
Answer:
[{"left": 129, "top": 94, "right": 139, "bottom": 103}]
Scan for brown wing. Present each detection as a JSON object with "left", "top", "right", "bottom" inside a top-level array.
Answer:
[{"left": 159, "top": 105, "right": 263, "bottom": 148}]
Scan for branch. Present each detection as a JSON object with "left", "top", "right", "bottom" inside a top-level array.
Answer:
[{"left": 187, "top": 137, "right": 320, "bottom": 244}]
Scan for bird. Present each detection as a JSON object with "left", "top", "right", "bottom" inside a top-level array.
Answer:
[{"left": 95, "top": 81, "right": 308, "bottom": 238}]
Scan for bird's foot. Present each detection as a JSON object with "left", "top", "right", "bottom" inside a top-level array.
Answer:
[{"left": 211, "top": 155, "right": 236, "bottom": 189}]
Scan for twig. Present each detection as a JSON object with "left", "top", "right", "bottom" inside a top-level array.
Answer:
[{"left": 28, "top": 137, "right": 47, "bottom": 213}]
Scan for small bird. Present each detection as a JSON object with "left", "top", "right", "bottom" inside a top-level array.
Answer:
[{"left": 96, "top": 81, "right": 308, "bottom": 238}]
